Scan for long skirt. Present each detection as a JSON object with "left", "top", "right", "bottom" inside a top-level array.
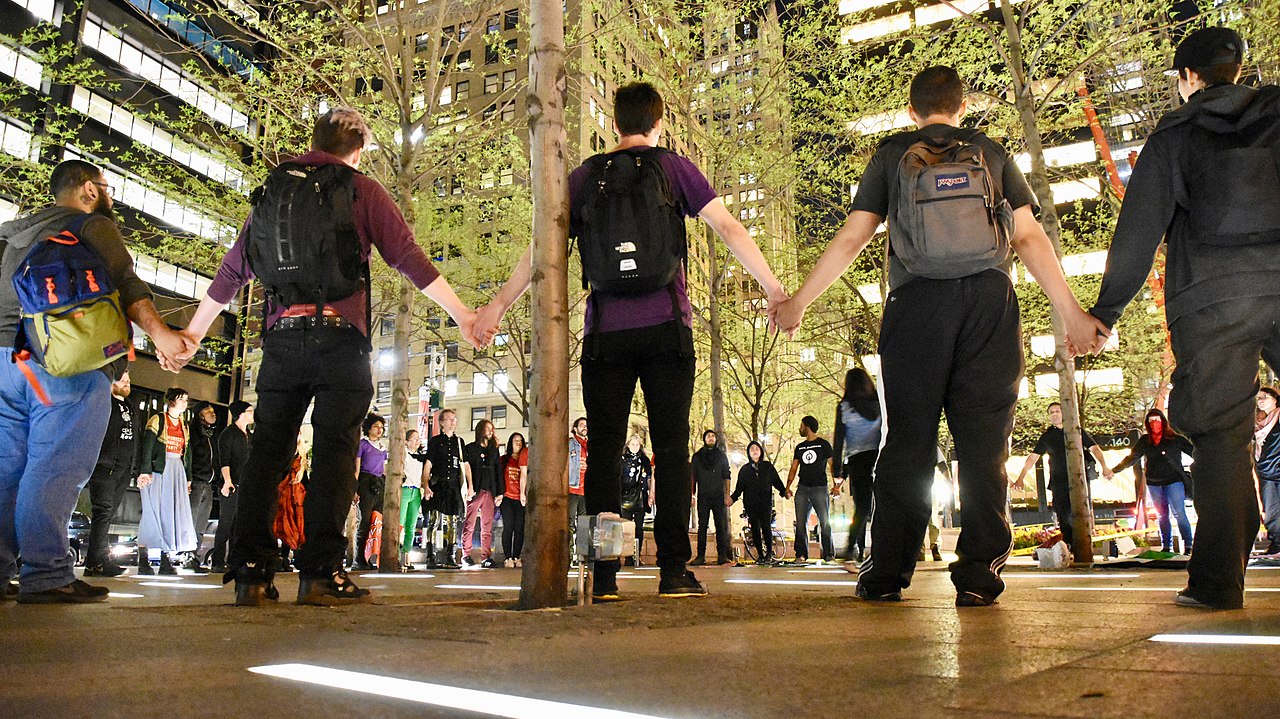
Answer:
[{"left": 138, "top": 452, "right": 198, "bottom": 552}]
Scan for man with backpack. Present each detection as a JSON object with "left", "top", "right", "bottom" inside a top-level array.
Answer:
[
  {"left": 475, "top": 82, "right": 788, "bottom": 600},
  {"left": 773, "top": 67, "right": 1102, "bottom": 606},
  {"left": 176, "top": 108, "right": 482, "bottom": 606},
  {"left": 0, "top": 159, "right": 192, "bottom": 603},
  {"left": 1083, "top": 28, "right": 1280, "bottom": 609}
]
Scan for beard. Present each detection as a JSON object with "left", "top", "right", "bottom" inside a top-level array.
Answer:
[{"left": 93, "top": 195, "right": 118, "bottom": 222}]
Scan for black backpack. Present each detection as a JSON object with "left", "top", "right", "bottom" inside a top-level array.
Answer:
[
  {"left": 890, "top": 131, "right": 1013, "bottom": 280},
  {"left": 574, "top": 147, "right": 687, "bottom": 295},
  {"left": 1183, "top": 87, "right": 1280, "bottom": 247},
  {"left": 246, "top": 162, "right": 364, "bottom": 311}
]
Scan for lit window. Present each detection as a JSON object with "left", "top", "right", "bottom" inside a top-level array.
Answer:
[
  {"left": 493, "top": 371, "right": 509, "bottom": 392},
  {"left": 14, "top": 0, "right": 55, "bottom": 23},
  {"left": 445, "top": 375, "right": 459, "bottom": 397},
  {"left": 800, "top": 347, "right": 816, "bottom": 362},
  {"left": 473, "top": 372, "right": 490, "bottom": 394},
  {"left": 0, "top": 44, "right": 43, "bottom": 91}
]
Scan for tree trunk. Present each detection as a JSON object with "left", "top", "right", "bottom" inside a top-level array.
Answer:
[
  {"left": 379, "top": 275, "right": 415, "bottom": 571},
  {"left": 519, "top": 0, "right": 570, "bottom": 609},
  {"left": 706, "top": 228, "right": 727, "bottom": 444},
  {"left": 1000, "top": 0, "right": 1093, "bottom": 564}
]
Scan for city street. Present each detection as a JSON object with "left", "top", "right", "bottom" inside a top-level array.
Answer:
[{"left": 4, "top": 551, "right": 1279, "bottom": 718}]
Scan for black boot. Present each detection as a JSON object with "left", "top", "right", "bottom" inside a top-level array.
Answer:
[
  {"left": 158, "top": 552, "right": 177, "bottom": 575},
  {"left": 136, "top": 547, "right": 155, "bottom": 576},
  {"left": 424, "top": 543, "right": 438, "bottom": 569},
  {"left": 931, "top": 544, "right": 943, "bottom": 562},
  {"left": 229, "top": 562, "right": 279, "bottom": 607}
]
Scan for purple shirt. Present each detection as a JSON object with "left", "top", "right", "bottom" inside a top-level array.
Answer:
[
  {"left": 570, "top": 148, "right": 717, "bottom": 334},
  {"left": 357, "top": 438, "right": 388, "bottom": 477},
  {"left": 207, "top": 150, "right": 441, "bottom": 336}
]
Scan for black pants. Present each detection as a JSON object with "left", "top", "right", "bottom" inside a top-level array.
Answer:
[
  {"left": 85, "top": 465, "right": 131, "bottom": 566},
  {"left": 230, "top": 326, "right": 372, "bottom": 578},
  {"left": 745, "top": 504, "right": 772, "bottom": 559},
  {"left": 210, "top": 489, "right": 237, "bottom": 568},
  {"left": 1051, "top": 487, "right": 1074, "bottom": 549},
  {"left": 860, "top": 271, "right": 1022, "bottom": 600},
  {"left": 189, "top": 481, "right": 214, "bottom": 556},
  {"left": 355, "top": 472, "right": 385, "bottom": 565},
  {"left": 696, "top": 495, "right": 732, "bottom": 561},
  {"left": 1169, "top": 295, "right": 1279, "bottom": 607},
  {"left": 581, "top": 321, "right": 695, "bottom": 575},
  {"left": 499, "top": 497, "right": 525, "bottom": 559},
  {"left": 844, "top": 451, "right": 877, "bottom": 557}
]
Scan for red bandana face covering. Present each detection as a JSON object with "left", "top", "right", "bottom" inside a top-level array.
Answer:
[{"left": 1148, "top": 417, "right": 1164, "bottom": 446}]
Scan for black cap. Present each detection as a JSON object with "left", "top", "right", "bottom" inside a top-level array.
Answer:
[
  {"left": 229, "top": 400, "right": 252, "bottom": 423},
  {"left": 1173, "top": 27, "right": 1245, "bottom": 69}
]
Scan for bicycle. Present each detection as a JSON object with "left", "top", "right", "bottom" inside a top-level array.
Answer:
[{"left": 739, "top": 508, "right": 789, "bottom": 563}]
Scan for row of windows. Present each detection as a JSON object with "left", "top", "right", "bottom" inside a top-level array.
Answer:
[
  {"left": 12, "top": 0, "right": 54, "bottom": 23},
  {"left": 0, "top": 116, "right": 36, "bottom": 162},
  {"left": 0, "top": 42, "right": 43, "bottom": 91},
  {"left": 81, "top": 15, "right": 250, "bottom": 132},
  {"left": 124, "top": 0, "right": 258, "bottom": 78},
  {"left": 133, "top": 251, "right": 215, "bottom": 302},
  {"left": 70, "top": 86, "right": 245, "bottom": 190},
  {"left": 65, "top": 146, "right": 228, "bottom": 241}
]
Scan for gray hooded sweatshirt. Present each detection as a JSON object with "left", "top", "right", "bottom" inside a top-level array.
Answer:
[
  {"left": 1092, "top": 84, "right": 1280, "bottom": 327},
  {"left": 0, "top": 206, "right": 151, "bottom": 360}
]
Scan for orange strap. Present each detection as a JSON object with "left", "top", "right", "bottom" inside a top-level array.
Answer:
[{"left": 13, "top": 352, "right": 52, "bottom": 407}]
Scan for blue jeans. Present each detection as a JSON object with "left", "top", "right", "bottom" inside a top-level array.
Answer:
[
  {"left": 1147, "top": 482, "right": 1194, "bottom": 551},
  {"left": 0, "top": 348, "right": 111, "bottom": 592},
  {"left": 793, "top": 484, "right": 834, "bottom": 560},
  {"left": 1259, "top": 481, "right": 1280, "bottom": 549}
]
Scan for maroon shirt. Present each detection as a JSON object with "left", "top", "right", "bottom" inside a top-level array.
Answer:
[
  {"left": 207, "top": 150, "right": 441, "bottom": 335},
  {"left": 570, "top": 148, "right": 718, "bottom": 334}
]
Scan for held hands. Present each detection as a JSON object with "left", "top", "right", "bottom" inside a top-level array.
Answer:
[
  {"left": 770, "top": 295, "right": 806, "bottom": 339},
  {"left": 473, "top": 300, "right": 506, "bottom": 347},
  {"left": 1064, "top": 309, "right": 1112, "bottom": 358},
  {"left": 495, "top": 495, "right": 503, "bottom": 506},
  {"left": 137, "top": 473, "right": 152, "bottom": 489},
  {"left": 152, "top": 327, "right": 200, "bottom": 373}
]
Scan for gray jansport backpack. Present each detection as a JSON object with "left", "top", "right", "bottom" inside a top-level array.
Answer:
[{"left": 890, "top": 133, "right": 1014, "bottom": 279}]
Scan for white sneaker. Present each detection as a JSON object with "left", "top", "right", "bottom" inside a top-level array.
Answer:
[
  {"left": 503, "top": 558, "right": 515, "bottom": 568},
  {"left": 514, "top": 558, "right": 523, "bottom": 568}
]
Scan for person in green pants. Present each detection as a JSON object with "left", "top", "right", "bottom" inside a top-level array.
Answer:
[{"left": 400, "top": 430, "right": 428, "bottom": 570}]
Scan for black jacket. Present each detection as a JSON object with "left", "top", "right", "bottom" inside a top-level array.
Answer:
[
  {"left": 691, "top": 446, "right": 731, "bottom": 499},
  {"left": 732, "top": 461, "right": 786, "bottom": 510},
  {"left": 1093, "top": 84, "right": 1280, "bottom": 327},
  {"left": 217, "top": 425, "right": 252, "bottom": 489},
  {"left": 465, "top": 441, "right": 503, "bottom": 496},
  {"left": 1114, "top": 433, "right": 1194, "bottom": 486},
  {"left": 188, "top": 420, "right": 219, "bottom": 484},
  {"left": 1259, "top": 421, "right": 1280, "bottom": 482},
  {"left": 93, "top": 395, "right": 138, "bottom": 478}
]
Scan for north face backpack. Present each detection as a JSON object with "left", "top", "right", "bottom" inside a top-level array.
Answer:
[
  {"left": 890, "top": 135, "right": 1014, "bottom": 279},
  {"left": 11, "top": 214, "right": 131, "bottom": 382},
  {"left": 575, "top": 147, "right": 687, "bottom": 295},
  {"left": 246, "top": 162, "right": 364, "bottom": 312}
]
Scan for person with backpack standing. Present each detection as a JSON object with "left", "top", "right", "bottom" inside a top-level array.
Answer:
[
  {"left": 174, "top": 108, "right": 481, "bottom": 606},
  {"left": 0, "top": 160, "right": 191, "bottom": 603},
  {"left": 462, "top": 419, "right": 502, "bottom": 568},
  {"left": 773, "top": 67, "right": 1102, "bottom": 606},
  {"left": 136, "top": 388, "right": 199, "bottom": 575},
  {"left": 1083, "top": 28, "right": 1280, "bottom": 609},
  {"left": 833, "top": 368, "right": 882, "bottom": 563},
  {"left": 1013, "top": 402, "right": 1114, "bottom": 552},
  {"left": 1112, "top": 409, "right": 1196, "bottom": 553},
  {"left": 475, "top": 82, "right": 789, "bottom": 600}
]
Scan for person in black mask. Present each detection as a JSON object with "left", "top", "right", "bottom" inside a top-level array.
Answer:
[
  {"left": 731, "top": 441, "right": 787, "bottom": 564},
  {"left": 690, "top": 430, "right": 732, "bottom": 566}
]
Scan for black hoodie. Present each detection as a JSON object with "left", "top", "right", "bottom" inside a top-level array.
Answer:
[{"left": 1092, "top": 84, "right": 1280, "bottom": 327}]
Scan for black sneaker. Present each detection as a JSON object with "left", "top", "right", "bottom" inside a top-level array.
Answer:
[
  {"left": 2, "top": 579, "right": 20, "bottom": 601},
  {"left": 83, "top": 562, "right": 126, "bottom": 578},
  {"left": 689, "top": 557, "right": 706, "bottom": 566},
  {"left": 592, "top": 560, "right": 621, "bottom": 602},
  {"left": 234, "top": 581, "right": 280, "bottom": 606},
  {"left": 956, "top": 591, "right": 997, "bottom": 607},
  {"left": 855, "top": 583, "right": 902, "bottom": 602},
  {"left": 658, "top": 570, "right": 707, "bottom": 598},
  {"left": 16, "top": 579, "right": 110, "bottom": 604},
  {"left": 297, "top": 570, "right": 375, "bottom": 606},
  {"left": 137, "top": 557, "right": 155, "bottom": 576},
  {"left": 480, "top": 558, "right": 496, "bottom": 569},
  {"left": 462, "top": 556, "right": 479, "bottom": 570}
]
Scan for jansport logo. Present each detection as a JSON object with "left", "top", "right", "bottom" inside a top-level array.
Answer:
[{"left": 935, "top": 173, "right": 970, "bottom": 190}]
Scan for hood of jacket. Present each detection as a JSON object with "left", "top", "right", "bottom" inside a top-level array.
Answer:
[
  {"left": 1155, "top": 83, "right": 1280, "bottom": 136},
  {"left": 0, "top": 206, "right": 82, "bottom": 251}
]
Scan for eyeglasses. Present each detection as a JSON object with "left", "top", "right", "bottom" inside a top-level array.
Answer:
[{"left": 91, "top": 181, "right": 115, "bottom": 196}]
